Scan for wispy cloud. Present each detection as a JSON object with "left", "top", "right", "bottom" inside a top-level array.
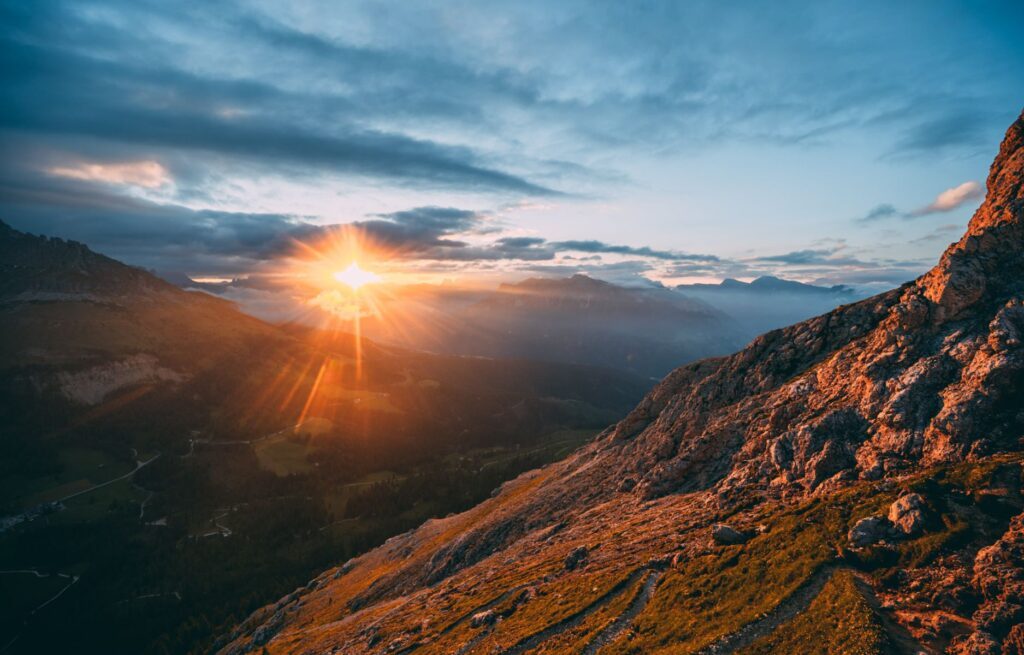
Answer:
[
  {"left": 908, "top": 181, "right": 983, "bottom": 216},
  {"left": 856, "top": 181, "right": 984, "bottom": 223},
  {"left": 47, "top": 160, "right": 171, "bottom": 189}
]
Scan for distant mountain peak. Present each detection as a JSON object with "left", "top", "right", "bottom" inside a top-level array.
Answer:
[{"left": 677, "top": 275, "right": 855, "bottom": 296}]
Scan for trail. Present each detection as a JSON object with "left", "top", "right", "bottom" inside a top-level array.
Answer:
[
  {"left": 54, "top": 453, "right": 160, "bottom": 504},
  {"left": 200, "top": 509, "right": 233, "bottom": 538},
  {"left": 851, "top": 574, "right": 927, "bottom": 655},
  {"left": 0, "top": 453, "right": 161, "bottom": 533},
  {"left": 135, "top": 483, "right": 154, "bottom": 521},
  {"left": 581, "top": 568, "right": 664, "bottom": 654},
  {"left": 694, "top": 565, "right": 838, "bottom": 655},
  {"left": 0, "top": 570, "right": 80, "bottom": 653},
  {"left": 441, "top": 584, "right": 532, "bottom": 636},
  {"left": 497, "top": 566, "right": 659, "bottom": 655}
]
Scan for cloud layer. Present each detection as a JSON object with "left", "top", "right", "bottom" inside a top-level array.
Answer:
[{"left": 1, "top": 0, "right": 1021, "bottom": 295}]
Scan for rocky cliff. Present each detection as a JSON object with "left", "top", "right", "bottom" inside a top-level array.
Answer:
[{"left": 220, "top": 110, "right": 1024, "bottom": 655}]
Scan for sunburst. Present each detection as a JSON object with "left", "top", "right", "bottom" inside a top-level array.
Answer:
[{"left": 332, "top": 262, "right": 380, "bottom": 290}]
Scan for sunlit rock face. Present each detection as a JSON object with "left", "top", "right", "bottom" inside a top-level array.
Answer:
[{"left": 218, "top": 111, "right": 1024, "bottom": 655}]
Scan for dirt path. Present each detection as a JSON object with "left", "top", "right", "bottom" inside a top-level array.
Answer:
[
  {"left": 581, "top": 569, "right": 664, "bottom": 654},
  {"left": 694, "top": 565, "right": 838, "bottom": 655},
  {"left": 496, "top": 566, "right": 658, "bottom": 655},
  {"left": 851, "top": 574, "right": 928, "bottom": 655},
  {"left": 0, "top": 570, "right": 80, "bottom": 653},
  {"left": 55, "top": 453, "right": 160, "bottom": 504}
]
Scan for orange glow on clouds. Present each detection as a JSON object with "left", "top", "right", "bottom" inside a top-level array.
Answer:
[{"left": 47, "top": 160, "right": 170, "bottom": 188}]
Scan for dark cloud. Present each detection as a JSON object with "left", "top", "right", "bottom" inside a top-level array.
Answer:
[
  {"left": 495, "top": 236, "right": 547, "bottom": 249},
  {"left": 0, "top": 10, "right": 557, "bottom": 196},
  {"left": 0, "top": 161, "right": 704, "bottom": 272},
  {"left": 547, "top": 240, "right": 719, "bottom": 262},
  {"left": 888, "top": 110, "right": 992, "bottom": 157},
  {"left": 354, "top": 207, "right": 483, "bottom": 250},
  {"left": 755, "top": 248, "right": 865, "bottom": 266},
  {"left": 857, "top": 203, "right": 901, "bottom": 223}
]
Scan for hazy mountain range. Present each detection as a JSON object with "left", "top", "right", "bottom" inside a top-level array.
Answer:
[{"left": 175, "top": 271, "right": 860, "bottom": 379}]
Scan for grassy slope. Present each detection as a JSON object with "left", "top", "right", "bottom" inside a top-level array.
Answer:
[{"left": 737, "top": 570, "right": 889, "bottom": 655}]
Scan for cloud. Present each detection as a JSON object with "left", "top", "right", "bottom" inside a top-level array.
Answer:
[
  {"left": 856, "top": 203, "right": 901, "bottom": 223},
  {"left": 856, "top": 181, "right": 983, "bottom": 224},
  {"left": 495, "top": 236, "right": 547, "bottom": 249},
  {"left": 354, "top": 207, "right": 485, "bottom": 250},
  {"left": 755, "top": 248, "right": 865, "bottom": 266},
  {"left": 46, "top": 160, "right": 171, "bottom": 189},
  {"left": 887, "top": 110, "right": 991, "bottom": 157},
  {"left": 908, "top": 181, "right": 983, "bottom": 216},
  {"left": 547, "top": 240, "right": 719, "bottom": 262},
  {"left": 0, "top": 26, "right": 558, "bottom": 197}
]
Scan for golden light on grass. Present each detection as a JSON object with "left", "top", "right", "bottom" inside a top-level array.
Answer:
[{"left": 332, "top": 262, "right": 380, "bottom": 290}]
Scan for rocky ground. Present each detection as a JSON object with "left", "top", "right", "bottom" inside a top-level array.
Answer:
[{"left": 218, "top": 110, "right": 1024, "bottom": 655}]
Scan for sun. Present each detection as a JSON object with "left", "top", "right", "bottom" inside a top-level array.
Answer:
[{"left": 333, "top": 262, "right": 380, "bottom": 290}]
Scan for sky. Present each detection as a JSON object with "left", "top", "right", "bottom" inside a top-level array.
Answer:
[{"left": 2, "top": 0, "right": 1023, "bottom": 302}]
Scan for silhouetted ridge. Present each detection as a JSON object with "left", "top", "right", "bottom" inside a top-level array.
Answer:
[{"left": 0, "top": 219, "right": 177, "bottom": 298}]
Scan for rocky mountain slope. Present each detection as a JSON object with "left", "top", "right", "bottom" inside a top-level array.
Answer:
[{"left": 220, "top": 111, "right": 1024, "bottom": 655}]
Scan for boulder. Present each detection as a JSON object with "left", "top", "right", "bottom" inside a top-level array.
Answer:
[
  {"left": 947, "top": 631, "right": 1001, "bottom": 655},
  {"left": 848, "top": 515, "right": 891, "bottom": 547},
  {"left": 564, "top": 546, "right": 589, "bottom": 570},
  {"left": 888, "top": 492, "right": 927, "bottom": 536},
  {"left": 469, "top": 610, "right": 496, "bottom": 628},
  {"left": 711, "top": 523, "right": 748, "bottom": 545}
]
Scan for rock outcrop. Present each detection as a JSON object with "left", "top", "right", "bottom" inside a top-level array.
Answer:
[{"left": 889, "top": 492, "right": 928, "bottom": 536}]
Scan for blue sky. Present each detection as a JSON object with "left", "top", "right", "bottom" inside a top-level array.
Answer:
[{"left": 2, "top": 0, "right": 1022, "bottom": 293}]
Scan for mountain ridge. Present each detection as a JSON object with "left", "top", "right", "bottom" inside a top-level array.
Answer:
[{"left": 676, "top": 275, "right": 855, "bottom": 296}]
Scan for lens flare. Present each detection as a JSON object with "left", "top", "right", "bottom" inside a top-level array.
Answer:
[{"left": 333, "top": 262, "right": 380, "bottom": 290}]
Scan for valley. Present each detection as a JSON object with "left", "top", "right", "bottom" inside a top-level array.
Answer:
[{"left": 0, "top": 222, "right": 648, "bottom": 653}]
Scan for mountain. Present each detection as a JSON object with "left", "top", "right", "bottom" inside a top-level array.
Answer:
[
  {"left": 359, "top": 274, "right": 744, "bottom": 378},
  {"left": 219, "top": 110, "right": 1024, "bottom": 655},
  {"left": 675, "top": 275, "right": 861, "bottom": 339},
  {"left": 677, "top": 275, "right": 854, "bottom": 296},
  {"left": 0, "top": 223, "right": 651, "bottom": 653}
]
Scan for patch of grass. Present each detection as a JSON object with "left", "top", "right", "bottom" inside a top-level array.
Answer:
[
  {"left": 897, "top": 516, "right": 971, "bottom": 569},
  {"left": 615, "top": 510, "right": 837, "bottom": 654},
  {"left": 253, "top": 436, "right": 313, "bottom": 476},
  {"left": 50, "top": 477, "right": 146, "bottom": 523},
  {"left": 320, "top": 387, "right": 402, "bottom": 413},
  {"left": 737, "top": 570, "right": 889, "bottom": 655},
  {"left": 6, "top": 447, "right": 132, "bottom": 509}
]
